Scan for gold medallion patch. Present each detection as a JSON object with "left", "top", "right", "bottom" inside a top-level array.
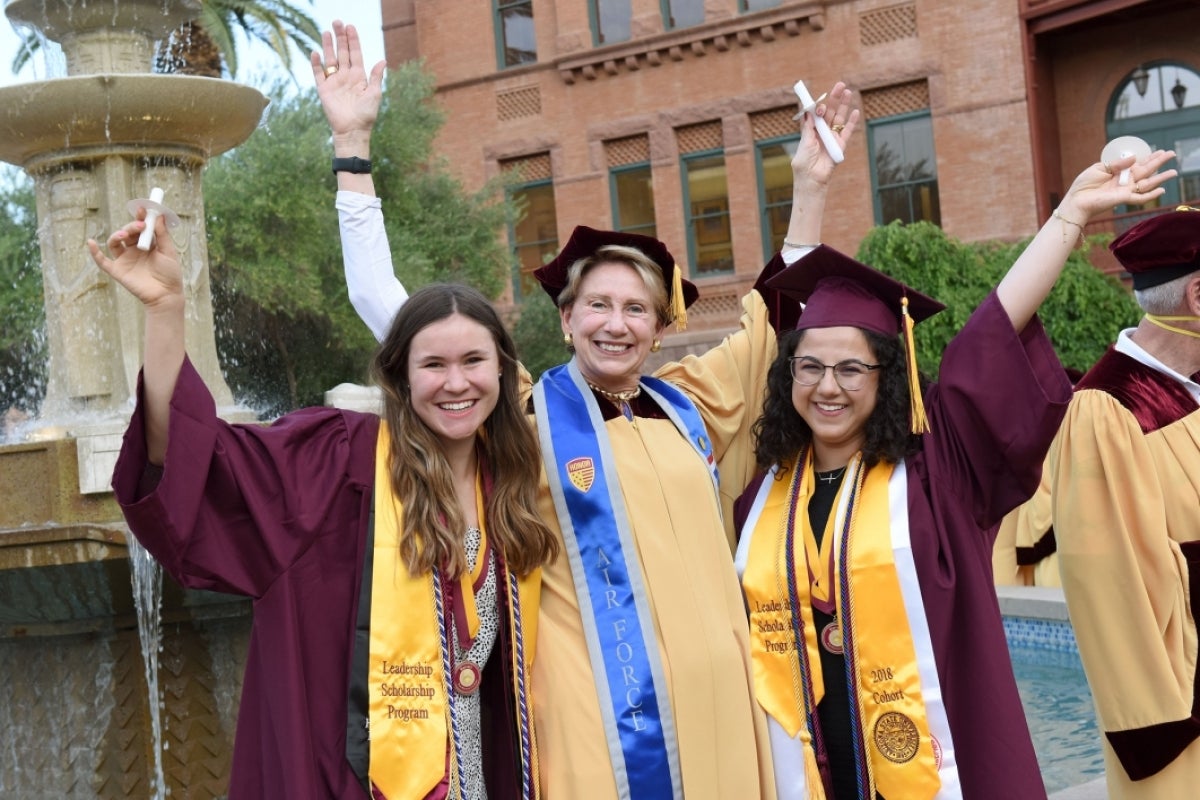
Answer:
[
  {"left": 566, "top": 457, "right": 595, "bottom": 492},
  {"left": 873, "top": 710, "right": 920, "bottom": 763}
]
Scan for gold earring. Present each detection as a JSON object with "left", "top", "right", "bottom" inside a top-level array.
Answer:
[
  {"left": 564, "top": 332, "right": 573, "bottom": 346},
  {"left": 650, "top": 340, "right": 661, "bottom": 353}
]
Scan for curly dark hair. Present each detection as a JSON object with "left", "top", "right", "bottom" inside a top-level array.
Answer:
[{"left": 752, "top": 328, "right": 927, "bottom": 473}]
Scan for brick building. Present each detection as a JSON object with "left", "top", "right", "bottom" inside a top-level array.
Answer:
[{"left": 380, "top": 0, "right": 1200, "bottom": 352}]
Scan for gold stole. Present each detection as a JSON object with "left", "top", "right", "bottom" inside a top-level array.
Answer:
[
  {"left": 743, "top": 453, "right": 940, "bottom": 799},
  {"left": 367, "top": 424, "right": 542, "bottom": 799}
]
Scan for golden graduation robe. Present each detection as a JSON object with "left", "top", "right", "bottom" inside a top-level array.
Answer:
[
  {"left": 1049, "top": 345, "right": 1200, "bottom": 799},
  {"left": 531, "top": 292, "right": 777, "bottom": 800},
  {"left": 993, "top": 463, "right": 1058, "bottom": 587}
]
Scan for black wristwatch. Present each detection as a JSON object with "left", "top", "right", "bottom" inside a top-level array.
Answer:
[{"left": 332, "top": 156, "right": 372, "bottom": 174}]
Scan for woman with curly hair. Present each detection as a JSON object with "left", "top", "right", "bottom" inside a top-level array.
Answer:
[{"left": 734, "top": 148, "right": 1177, "bottom": 800}]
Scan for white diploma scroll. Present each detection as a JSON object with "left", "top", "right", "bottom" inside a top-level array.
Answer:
[
  {"left": 1101, "top": 136, "right": 1152, "bottom": 187},
  {"left": 793, "top": 80, "right": 844, "bottom": 164},
  {"left": 126, "top": 187, "right": 181, "bottom": 251}
]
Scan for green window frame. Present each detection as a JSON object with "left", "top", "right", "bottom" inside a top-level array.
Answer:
[
  {"left": 1107, "top": 61, "right": 1200, "bottom": 209},
  {"left": 867, "top": 111, "right": 941, "bottom": 226},
  {"left": 681, "top": 149, "right": 733, "bottom": 276},
  {"left": 609, "top": 162, "right": 656, "bottom": 237},
  {"left": 740, "top": 0, "right": 782, "bottom": 11},
  {"left": 589, "top": 0, "right": 632, "bottom": 46},
  {"left": 661, "top": 0, "right": 704, "bottom": 30},
  {"left": 507, "top": 179, "right": 558, "bottom": 300},
  {"left": 495, "top": 0, "right": 537, "bottom": 70},
  {"left": 755, "top": 135, "right": 800, "bottom": 256}
]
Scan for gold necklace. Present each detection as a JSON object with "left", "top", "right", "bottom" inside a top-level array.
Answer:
[{"left": 586, "top": 382, "right": 642, "bottom": 403}]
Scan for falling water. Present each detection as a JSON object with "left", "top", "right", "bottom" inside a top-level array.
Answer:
[{"left": 126, "top": 532, "right": 167, "bottom": 799}]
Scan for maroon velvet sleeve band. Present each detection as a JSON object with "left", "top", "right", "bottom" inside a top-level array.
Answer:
[{"left": 1105, "top": 540, "right": 1200, "bottom": 781}]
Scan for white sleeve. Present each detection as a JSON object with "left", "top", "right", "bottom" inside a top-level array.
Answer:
[
  {"left": 335, "top": 190, "right": 408, "bottom": 342},
  {"left": 781, "top": 244, "right": 817, "bottom": 266}
]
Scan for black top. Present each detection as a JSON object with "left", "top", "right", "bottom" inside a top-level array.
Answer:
[{"left": 809, "top": 471, "right": 884, "bottom": 800}]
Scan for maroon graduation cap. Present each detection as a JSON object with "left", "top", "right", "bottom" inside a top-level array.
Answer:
[
  {"left": 765, "top": 244, "right": 945, "bottom": 335},
  {"left": 765, "top": 244, "right": 947, "bottom": 433},
  {"left": 533, "top": 226, "right": 699, "bottom": 328},
  {"left": 1110, "top": 206, "right": 1200, "bottom": 290}
]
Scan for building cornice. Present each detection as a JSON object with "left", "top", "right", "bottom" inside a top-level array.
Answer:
[{"left": 556, "top": 3, "right": 825, "bottom": 86}]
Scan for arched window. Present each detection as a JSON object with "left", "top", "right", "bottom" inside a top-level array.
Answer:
[{"left": 1107, "top": 62, "right": 1200, "bottom": 206}]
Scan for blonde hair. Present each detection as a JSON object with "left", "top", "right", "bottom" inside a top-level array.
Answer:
[
  {"left": 371, "top": 284, "right": 558, "bottom": 578},
  {"left": 555, "top": 244, "right": 671, "bottom": 325}
]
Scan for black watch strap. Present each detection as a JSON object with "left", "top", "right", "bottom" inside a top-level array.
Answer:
[{"left": 332, "top": 156, "right": 372, "bottom": 174}]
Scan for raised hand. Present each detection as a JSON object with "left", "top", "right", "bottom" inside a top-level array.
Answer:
[
  {"left": 792, "top": 82, "right": 860, "bottom": 188},
  {"left": 87, "top": 213, "right": 182, "bottom": 310},
  {"left": 1059, "top": 150, "right": 1178, "bottom": 224},
  {"left": 311, "top": 20, "right": 387, "bottom": 145}
]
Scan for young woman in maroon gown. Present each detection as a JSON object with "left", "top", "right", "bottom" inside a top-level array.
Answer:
[
  {"left": 88, "top": 220, "right": 558, "bottom": 797},
  {"left": 734, "top": 150, "right": 1177, "bottom": 800}
]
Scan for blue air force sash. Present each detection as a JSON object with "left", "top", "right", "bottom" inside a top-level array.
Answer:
[{"left": 534, "top": 362, "right": 718, "bottom": 800}]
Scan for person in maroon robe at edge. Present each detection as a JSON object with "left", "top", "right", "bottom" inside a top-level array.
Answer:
[
  {"left": 732, "top": 148, "right": 1177, "bottom": 800},
  {"left": 86, "top": 219, "right": 559, "bottom": 794}
]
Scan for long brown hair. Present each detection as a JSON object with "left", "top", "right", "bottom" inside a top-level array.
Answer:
[{"left": 370, "top": 284, "right": 558, "bottom": 577}]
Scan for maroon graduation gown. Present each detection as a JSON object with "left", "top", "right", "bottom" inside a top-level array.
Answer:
[
  {"left": 736, "top": 292, "right": 1072, "bottom": 800},
  {"left": 111, "top": 359, "right": 523, "bottom": 800}
]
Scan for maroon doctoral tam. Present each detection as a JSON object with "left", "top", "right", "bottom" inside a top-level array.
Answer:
[
  {"left": 533, "top": 225, "right": 700, "bottom": 309},
  {"left": 1110, "top": 206, "right": 1200, "bottom": 290}
]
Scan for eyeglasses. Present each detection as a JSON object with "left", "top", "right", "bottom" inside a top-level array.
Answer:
[{"left": 789, "top": 356, "right": 881, "bottom": 390}]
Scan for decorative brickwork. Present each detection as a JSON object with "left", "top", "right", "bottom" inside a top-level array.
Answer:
[
  {"left": 689, "top": 290, "right": 741, "bottom": 320},
  {"left": 676, "top": 121, "right": 723, "bottom": 154},
  {"left": 496, "top": 86, "right": 542, "bottom": 122},
  {"left": 861, "top": 80, "right": 930, "bottom": 120},
  {"left": 751, "top": 107, "right": 799, "bottom": 141},
  {"left": 557, "top": 6, "right": 825, "bottom": 85},
  {"left": 500, "top": 152, "right": 552, "bottom": 182},
  {"left": 604, "top": 135, "right": 650, "bottom": 167},
  {"left": 859, "top": 2, "right": 918, "bottom": 47}
]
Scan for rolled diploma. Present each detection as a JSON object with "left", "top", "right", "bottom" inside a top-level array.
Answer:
[
  {"left": 137, "top": 187, "right": 165, "bottom": 251},
  {"left": 793, "top": 80, "right": 844, "bottom": 164},
  {"left": 1117, "top": 150, "right": 1134, "bottom": 186}
]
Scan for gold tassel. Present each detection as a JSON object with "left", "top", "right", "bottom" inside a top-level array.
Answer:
[
  {"left": 800, "top": 730, "right": 828, "bottom": 800},
  {"left": 902, "top": 296, "right": 930, "bottom": 435},
  {"left": 671, "top": 263, "right": 688, "bottom": 331}
]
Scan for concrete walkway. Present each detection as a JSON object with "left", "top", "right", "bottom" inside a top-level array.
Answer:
[{"left": 1050, "top": 777, "right": 1107, "bottom": 799}]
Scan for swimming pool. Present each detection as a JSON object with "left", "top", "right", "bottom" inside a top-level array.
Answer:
[
  {"left": 1009, "top": 644, "right": 1105, "bottom": 793},
  {"left": 1001, "top": 592, "right": 1106, "bottom": 794}
]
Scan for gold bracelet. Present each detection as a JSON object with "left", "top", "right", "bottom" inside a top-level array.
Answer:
[{"left": 1052, "top": 209, "right": 1085, "bottom": 246}]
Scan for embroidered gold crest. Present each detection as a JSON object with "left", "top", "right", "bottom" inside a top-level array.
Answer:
[
  {"left": 566, "top": 457, "right": 595, "bottom": 492},
  {"left": 873, "top": 711, "right": 920, "bottom": 763}
]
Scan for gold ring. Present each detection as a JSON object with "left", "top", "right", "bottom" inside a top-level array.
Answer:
[
  {"left": 1135, "top": 180, "right": 1142, "bottom": 194},
  {"left": 831, "top": 123, "right": 845, "bottom": 133},
  {"left": 324, "top": 64, "right": 339, "bottom": 77}
]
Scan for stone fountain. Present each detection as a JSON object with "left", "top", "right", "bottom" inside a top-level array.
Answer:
[{"left": 0, "top": 0, "right": 267, "bottom": 795}]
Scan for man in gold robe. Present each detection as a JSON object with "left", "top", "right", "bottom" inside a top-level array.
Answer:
[{"left": 1049, "top": 207, "right": 1200, "bottom": 799}]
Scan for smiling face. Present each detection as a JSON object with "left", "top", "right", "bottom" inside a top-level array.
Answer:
[
  {"left": 791, "top": 326, "right": 880, "bottom": 470},
  {"left": 406, "top": 312, "right": 501, "bottom": 456},
  {"left": 560, "top": 260, "right": 666, "bottom": 393}
]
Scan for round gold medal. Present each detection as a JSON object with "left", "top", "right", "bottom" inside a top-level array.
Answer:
[
  {"left": 820, "top": 621, "right": 844, "bottom": 655},
  {"left": 453, "top": 661, "right": 481, "bottom": 695}
]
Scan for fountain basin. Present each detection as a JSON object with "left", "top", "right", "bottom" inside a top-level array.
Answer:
[
  {"left": 5, "top": 0, "right": 201, "bottom": 45},
  {"left": 0, "top": 74, "right": 268, "bottom": 167}
]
